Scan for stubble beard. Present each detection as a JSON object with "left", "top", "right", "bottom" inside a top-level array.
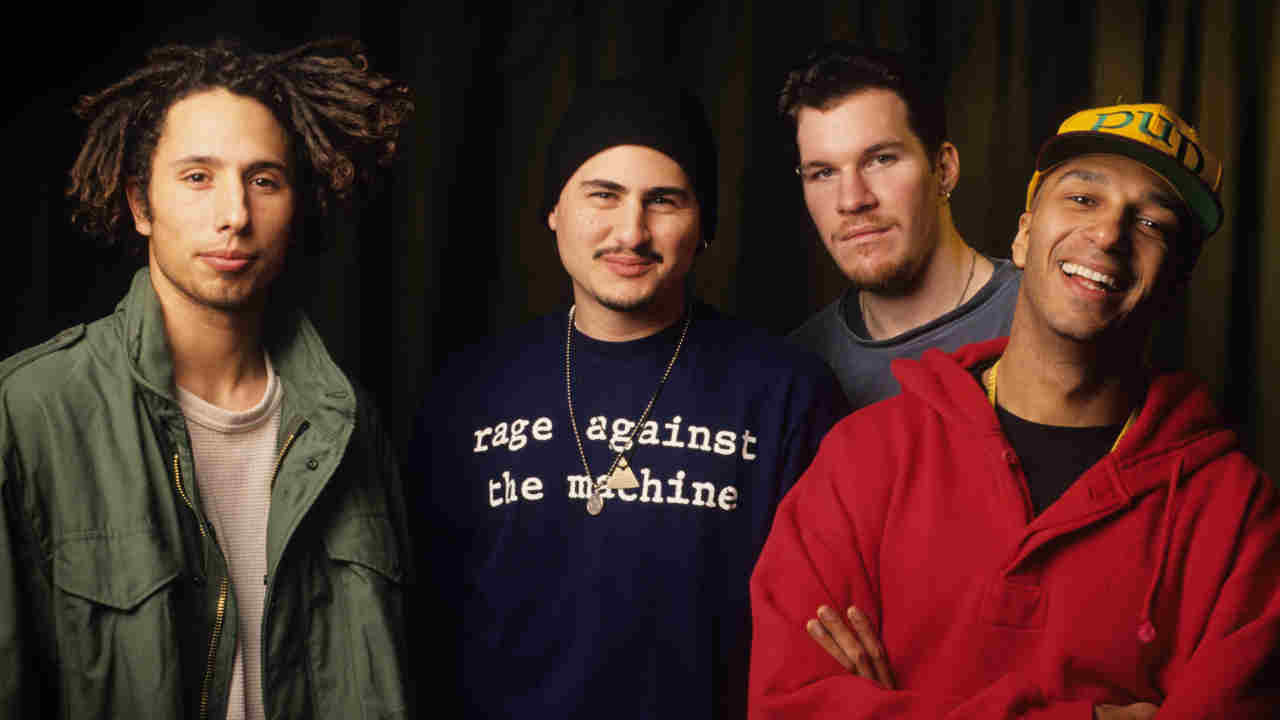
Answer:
[
  {"left": 839, "top": 198, "right": 952, "bottom": 294},
  {"left": 843, "top": 242, "right": 935, "bottom": 297},
  {"left": 833, "top": 214, "right": 941, "bottom": 298},
  {"left": 156, "top": 257, "right": 273, "bottom": 314},
  {"left": 596, "top": 290, "right": 656, "bottom": 313},
  {"left": 850, "top": 259, "right": 924, "bottom": 296},
  {"left": 584, "top": 248, "right": 670, "bottom": 314}
]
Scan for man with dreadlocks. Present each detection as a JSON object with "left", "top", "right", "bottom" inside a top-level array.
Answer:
[{"left": 0, "top": 38, "right": 413, "bottom": 719}]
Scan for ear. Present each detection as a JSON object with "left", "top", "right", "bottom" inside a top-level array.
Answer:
[
  {"left": 126, "top": 181, "right": 153, "bottom": 237},
  {"left": 1011, "top": 212, "right": 1032, "bottom": 268},
  {"left": 936, "top": 141, "right": 959, "bottom": 193},
  {"left": 547, "top": 205, "right": 558, "bottom": 232}
]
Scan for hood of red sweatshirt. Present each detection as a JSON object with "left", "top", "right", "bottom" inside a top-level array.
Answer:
[
  {"left": 895, "top": 337, "right": 1239, "bottom": 494},
  {"left": 893, "top": 337, "right": 1242, "bottom": 647}
]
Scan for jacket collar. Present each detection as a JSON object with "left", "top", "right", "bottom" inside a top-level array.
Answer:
[
  {"left": 118, "top": 267, "right": 355, "bottom": 432},
  {"left": 120, "top": 267, "right": 178, "bottom": 402}
]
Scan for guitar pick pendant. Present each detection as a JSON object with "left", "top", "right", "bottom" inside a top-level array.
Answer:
[
  {"left": 606, "top": 456, "right": 640, "bottom": 489},
  {"left": 565, "top": 305, "right": 692, "bottom": 521}
]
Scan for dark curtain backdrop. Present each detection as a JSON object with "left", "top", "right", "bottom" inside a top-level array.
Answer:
[{"left": 7, "top": 1, "right": 1278, "bottom": 476}]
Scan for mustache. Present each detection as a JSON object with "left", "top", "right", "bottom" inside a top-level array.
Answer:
[{"left": 592, "top": 246, "right": 663, "bottom": 262}]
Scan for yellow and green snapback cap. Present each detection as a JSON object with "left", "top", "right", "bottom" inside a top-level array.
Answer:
[{"left": 1025, "top": 103, "right": 1224, "bottom": 235}]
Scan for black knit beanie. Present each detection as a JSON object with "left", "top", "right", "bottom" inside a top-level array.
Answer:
[{"left": 542, "top": 78, "right": 719, "bottom": 243}]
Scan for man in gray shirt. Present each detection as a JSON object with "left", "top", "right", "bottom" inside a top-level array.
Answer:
[{"left": 782, "top": 44, "right": 1020, "bottom": 409}]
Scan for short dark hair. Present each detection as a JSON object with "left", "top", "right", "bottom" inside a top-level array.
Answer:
[
  {"left": 778, "top": 44, "right": 947, "bottom": 161},
  {"left": 67, "top": 37, "right": 413, "bottom": 252}
]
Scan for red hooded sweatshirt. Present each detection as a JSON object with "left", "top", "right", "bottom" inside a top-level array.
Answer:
[{"left": 750, "top": 338, "right": 1279, "bottom": 719}]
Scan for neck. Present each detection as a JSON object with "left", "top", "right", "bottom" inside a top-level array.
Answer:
[
  {"left": 572, "top": 288, "right": 687, "bottom": 342},
  {"left": 859, "top": 213, "right": 993, "bottom": 340},
  {"left": 995, "top": 320, "right": 1146, "bottom": 427},
  {"left": 151, "top": 273, "right": 270, "bottom": 412}
]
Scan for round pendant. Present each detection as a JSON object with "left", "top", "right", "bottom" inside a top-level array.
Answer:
[{"left": 586, "top": 493, "right": 603, "bottom": 516}]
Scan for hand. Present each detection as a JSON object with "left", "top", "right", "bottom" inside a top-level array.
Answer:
[
  {"left": 804, "top": 605, "right": 895, "bottom": 689},
  {"left": 1094, "top": 702, "right": 1159, "bottom": 720}
]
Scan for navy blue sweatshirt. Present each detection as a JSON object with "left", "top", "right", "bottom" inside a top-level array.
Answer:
[{"left": 410, "top": 302, "right": 847, "bottom": 718}]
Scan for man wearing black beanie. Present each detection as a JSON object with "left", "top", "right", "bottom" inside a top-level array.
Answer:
[{"left": 410, "top": 77, "right": 848, "bottom": 718}]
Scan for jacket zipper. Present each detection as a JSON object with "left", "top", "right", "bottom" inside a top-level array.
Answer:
[
  {"left": 172, "top": 452, "right": 207, "bottom": 538},
  {"left": 174, "top": 453, "right": 227, "bottom": 720},
  {"left": 259, "top": 418, "right": 309, "bottom": 718},
  {"left": 270, "top": 419, "right": 309, "bottom": 490},
  {"left": 201, "top": 577, "right": 230, "bottom": 720},
  {"left": 174, "top": 419, "right": 310, "bottom": 720}
]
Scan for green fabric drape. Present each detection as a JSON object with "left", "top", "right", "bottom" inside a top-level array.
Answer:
[{"left": 8, "top": 0, "right": 1277, "bottom": 475}]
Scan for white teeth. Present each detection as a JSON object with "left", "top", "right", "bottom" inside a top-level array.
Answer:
[{"left": 1061, "top": 262, "right": 1118, "bottom": 289}]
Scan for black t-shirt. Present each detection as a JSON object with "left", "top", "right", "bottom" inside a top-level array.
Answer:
[
  {"left": 994, "top": 404, "right": 1124, "bottom": 516},
  {"left": 968, "top": 360, "right": 1125, "bottom": 516}
]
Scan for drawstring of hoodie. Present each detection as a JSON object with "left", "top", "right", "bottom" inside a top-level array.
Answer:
[{"left": 1137, "top": 456, "right": 1183, "bottom": 645}]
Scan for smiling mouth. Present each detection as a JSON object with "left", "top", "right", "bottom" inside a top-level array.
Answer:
[{"left": 1060, "top": 261, "right": 1121, "bottom": 291}]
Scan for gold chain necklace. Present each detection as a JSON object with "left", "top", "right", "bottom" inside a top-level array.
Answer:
[
  {"left": 565, "top": 305, "right": 692, "bottom": 516},
  {"left": 982, "top": 358, "right": 1136, "bottom": 453},
  {"left": 956, "top": 248, "right": 977, "bottom": 308}
]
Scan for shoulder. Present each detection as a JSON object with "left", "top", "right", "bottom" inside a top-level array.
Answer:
[
  {"left": 983, "top": 258, "right": 1022, "bottom": 302},
  {"left": 1, "top": 324, "right": 87, "bottom": 384},
  {"left": 1130, "top": 371, "right": 1272, "bottom": 500},
  {"left": 417, "top": 312, "right": 564, "bottom": 417},
  {"left": 835, "top": 342, "right": 993, "bottom": 447},
  {"left": 987, "top": 257, "right": 1022, "bottom": 284},
  {"left": 0, "top": 314, "right": 131, "bottom": 474},
  {"left": 0, "top": 312, "right": 125, "bottom": 417},
  {"left": 788, "top": 295, "right": 847, "bottom": 349},
  {"left": 823, "top": 382, "right": 927, "bottom": 445},
  {"left": 1169, "top": 447, "right": 1278, "bottom": 580},
  {"left": 349, "top": 378, "right": 390, "bottom": 438},
  {"left": 785, "top": 389, "right": 927, "bottom": 515},
  {"left": 434, "top": 312, "right": 562, "bottom": 383},
  {"left": 693, "top": 301, "right": 835, "bottom": 380},
  {"left": 688, "top": 305, "right": 851, "bottom": 429}
]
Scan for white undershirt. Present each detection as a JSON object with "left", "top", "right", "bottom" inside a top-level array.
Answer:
[{"left": 177, "top": 355, "right": 283, "bottom": 720}]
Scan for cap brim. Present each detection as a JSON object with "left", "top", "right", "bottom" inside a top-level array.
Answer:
[{"left": 1037, "top": 131, "right": 1222, "bottom": 235}]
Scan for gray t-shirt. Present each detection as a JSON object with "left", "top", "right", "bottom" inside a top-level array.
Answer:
[{"left": 790, "top": 257, "right": 1021, "bottom": 410}]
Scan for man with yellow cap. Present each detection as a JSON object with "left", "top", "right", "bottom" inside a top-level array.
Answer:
[{"left": 748, "top": 103, "right": 1278, "bottom": 720}]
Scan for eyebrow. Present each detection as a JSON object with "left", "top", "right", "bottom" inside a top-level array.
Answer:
[
  {"left": 1058, "top": 168, "right": 1181, "bottom": 211},
  {"left": 579, "top": 179, "right": 691, "bottom": 200},
  {"left": 169, "top": 156, "right": 289, "bottom": 173},
  {"left": 642, "top": 186, "right": 691, "bottom": 201},
  {"left": 798, "top": 160, "right": 833, "bottom": 172},
  {"left": 798, "top": 141, "right": 908, "bottom": 170},
  {"left": 1145, "top": 189, "right": 1181, "bottom": 212},
  {"left": 580, "top": 179, "right": 627, "bottom": 192},
  {"left": 1059, "top": 168, "right": 1107, "bottom": 185},
  {"left": 861, "top": 141, "right": 907, "bottom": 157}
]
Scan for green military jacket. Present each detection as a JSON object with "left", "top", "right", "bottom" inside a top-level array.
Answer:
[{"left": 0, "top": 270, "right": 412, "bottom": 719}]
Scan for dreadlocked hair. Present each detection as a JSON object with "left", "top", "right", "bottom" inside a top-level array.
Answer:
[{"left": 67, "top": 36, "right": 414, "bottom": 249}]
